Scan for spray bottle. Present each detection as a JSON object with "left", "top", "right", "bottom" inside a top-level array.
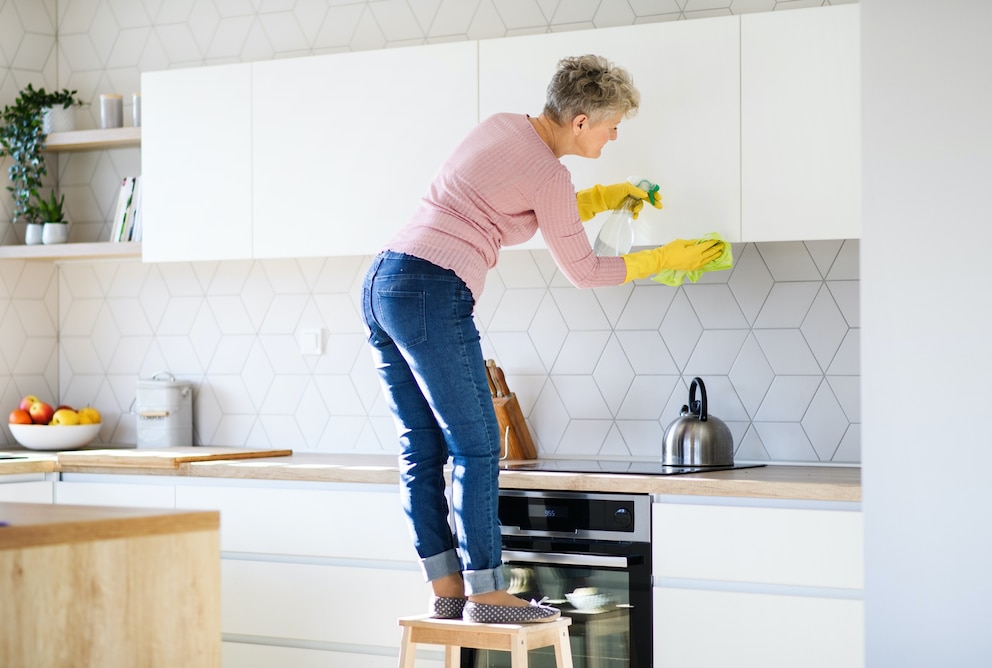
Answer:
[{"left": 592, "top": 178, "right": 659, "bottom": 257}]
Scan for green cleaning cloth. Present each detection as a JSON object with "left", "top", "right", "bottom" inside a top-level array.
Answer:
[{"left": 651, "top": 233, "right": 733, "bottom": 287}]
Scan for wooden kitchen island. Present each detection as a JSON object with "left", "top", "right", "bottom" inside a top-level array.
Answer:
[{"left": 0, "top": 502, "right": 221, "bottom": 667}]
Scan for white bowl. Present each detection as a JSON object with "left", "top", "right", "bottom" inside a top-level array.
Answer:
[
  {"left": 9, "top": 423, "right": 101, "bottom": 451},
  {"left": 565, "top": 591, "right": 614, "bottom": 611}
]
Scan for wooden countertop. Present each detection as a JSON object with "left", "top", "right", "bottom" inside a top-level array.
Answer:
[
  {"left": 1, "top": 449, "right": 861, "bottom": 502},
  {"left": 0, "top": 453, "right": 57, "bottom": 475},
  {"left": 0, "top": 501, "right": 219, "bottom": 550}
]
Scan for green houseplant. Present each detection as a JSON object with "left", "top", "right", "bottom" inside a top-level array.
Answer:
[
  {"left": 37, "top": 189, "right": 66, "bottom": 223},
  {"left": 38, "top": 189, "right": 69, "bottom": 244},
  {"left": 0, "top": 84, "right": 80, "bottom": 230}
]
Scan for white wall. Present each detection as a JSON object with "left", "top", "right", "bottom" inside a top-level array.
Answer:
[{"left": 861, "top": 0, "right": 992, "bottom": 664}]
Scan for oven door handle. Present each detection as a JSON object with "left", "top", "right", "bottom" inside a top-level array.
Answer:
[{"left": 501, "top": 549, "right": 630, "bottom": 569}]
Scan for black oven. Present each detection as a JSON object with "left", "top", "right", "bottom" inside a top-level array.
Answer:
[{"left": 464, "top": 489, "right": 652, "bottom": 667}]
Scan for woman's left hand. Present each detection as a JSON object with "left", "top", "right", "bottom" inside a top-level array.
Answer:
[{"left": 576, "top": 182, "right": 663, "bottom": 221}]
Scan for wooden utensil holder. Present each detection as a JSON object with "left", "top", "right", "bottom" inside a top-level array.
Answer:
[{"left": 492, "top": 393, "right": 537, "bottom": 460}]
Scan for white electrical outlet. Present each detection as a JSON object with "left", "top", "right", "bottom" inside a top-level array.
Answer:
[{"left": 299, "top": 328, "right": 323, "bottom": 355}]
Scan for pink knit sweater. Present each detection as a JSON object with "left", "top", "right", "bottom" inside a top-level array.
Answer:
[{"left": 384, "top": 113, "right": 627, "bottom": 300}]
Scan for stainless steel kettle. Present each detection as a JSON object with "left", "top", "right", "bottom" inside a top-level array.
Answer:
[{"left": 662, "top": 377, "right": 734, "bottom": 467}]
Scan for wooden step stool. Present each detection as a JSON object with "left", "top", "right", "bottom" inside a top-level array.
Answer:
[{"left": 398, "top": 614, "right": 573, "bottom": 668}]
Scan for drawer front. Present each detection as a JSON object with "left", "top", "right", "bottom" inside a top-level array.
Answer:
[
  {"left": 56, "top": 481, "right": 176, "bottom": 508},
  {"left": 176, "top": 485, "right": 416, "bottom": 561},
  {"left": 0, "top": 481, "right": 53, "bottom": 503},
  {"left": 222, "top": 559, "right": 423, "bottom": 648},
  {"left": 654, "top": 587, "right": 864, "bottom": 668},
  {"left": 653, "top": 502, "right": 863, "bottom": 589},
  {"left": 223, "top": 642, "right": 434, "bottom": 668}
]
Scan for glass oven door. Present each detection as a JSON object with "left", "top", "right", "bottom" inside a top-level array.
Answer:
[{"left": 464, "top": 535, "right": 652, "bottom": 668}]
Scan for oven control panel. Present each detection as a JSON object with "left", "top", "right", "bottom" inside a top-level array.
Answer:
[{"left": 498, "top": 490, "right": 650, "bottom": 543}]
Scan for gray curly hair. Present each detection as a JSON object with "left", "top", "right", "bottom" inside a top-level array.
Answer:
[{"left": 543, "top": 54, "right": 640, "bottom": 125}]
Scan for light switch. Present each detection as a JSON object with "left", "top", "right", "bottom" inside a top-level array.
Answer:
[{"left": 299, "top": 328, "right": 323, "bottom": 355}]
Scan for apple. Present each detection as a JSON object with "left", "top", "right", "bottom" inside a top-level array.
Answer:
[
  {"left": 28, "top": 401, "right": 54, "bottom": 425},
  {"left": 78, "top": 406, "right": 102, "bottom": 424},
  {"left": 8, "top": 408, "right": 32, "bottom": 425},
  {"left": 50, "top": 408, "right": 80, "bottom": 426},
  {"left": 18, "top": 394, "right": 41, "bottom": 412},
  {"left": 56, "top": 404, "right": 75, "bottom": 412}
]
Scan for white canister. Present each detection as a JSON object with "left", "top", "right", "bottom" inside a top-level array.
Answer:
[
  {"left": 134, "top": 372, "right": 193, "bottom": 448},
  {"left": 100, "top": 93, "right": 123, "bottom": 129}
]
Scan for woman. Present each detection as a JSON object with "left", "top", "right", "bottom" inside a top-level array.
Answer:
[{"left": 361, "top": 55, "right": 723, "bottom": 624}]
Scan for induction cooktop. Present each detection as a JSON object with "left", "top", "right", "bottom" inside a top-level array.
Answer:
[{"left": 499, "top": 459, "right": 764, "bottom": 476}]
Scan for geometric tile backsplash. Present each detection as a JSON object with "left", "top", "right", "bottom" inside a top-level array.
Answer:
[
  {"left": 0, "top": 0, "right": 860, "bottom": 463},
  {"left": 0, "top": 240, "right": 861, "bottom": 464}
]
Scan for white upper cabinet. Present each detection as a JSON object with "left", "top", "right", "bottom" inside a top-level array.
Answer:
[
  {"left": 251, "top": 41, "right": 478, "bottom": 259},
  {"left": 141, "top": 63, "right": 253, "bottom": 262},
  {"left": 479, "top": 17, "right": 741, "bottom": 250},
  {"left": 138, "top": 6, "right": 859, "bottom": 263},
  {"left": 741, "top": 4, "right": 861, "bottom": 241}
]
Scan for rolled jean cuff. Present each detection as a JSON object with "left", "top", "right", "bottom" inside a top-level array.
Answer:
[
  {"left": 462, "top": 564, "right": 509, "bottom": 597},
  {"left": 422, "top": 549, "right": 461, "bottom": 582}
]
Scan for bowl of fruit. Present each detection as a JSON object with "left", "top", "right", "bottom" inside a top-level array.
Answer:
[{"left": 8, "top": 395, "right": 102, "bottom": 451}]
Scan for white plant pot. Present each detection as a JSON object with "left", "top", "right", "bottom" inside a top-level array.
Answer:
[
  {"left": 42, "top": 106, "right": 77, "bottom": 134},
  {"left": 25, "top": 223, "right": 44, "bottom": 245},
  {"left": 42, "top": 223, "right": 68, "bottom": 244}
]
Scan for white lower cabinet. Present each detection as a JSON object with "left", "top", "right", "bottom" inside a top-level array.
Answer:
[
  {"left": 653, "top": 587, "right": 863, "bottom": 668},
  {"left": 174, "top": 481, "right": 428, "bottom": 664},
  {"left": 652, "top": 498, "right": 864, "bottom": 668},
  {"left": 0, "top": 477, "right": 54, "bottom": 503},
  {"left": 51, "top": 476, "right": 429, "bottom": 666},
  {"left": 42, "top": 475, "right": 867, "bottom": 667}
]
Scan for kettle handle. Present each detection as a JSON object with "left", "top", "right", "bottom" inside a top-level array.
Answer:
[{"left": 689, "top": 377, "right": 708, "bottom": 422}]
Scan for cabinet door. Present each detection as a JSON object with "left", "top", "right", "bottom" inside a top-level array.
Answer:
[
  {"left": 252, "top": 41, "right": 478, "bottom": 258},
  {"left": 141, "top": 63, "right": 253, "bottom": 261},
  {"left": 741, "top": 4, "right": 861, "bottom": 241},
  {"left": 479, "top": 17, "right": 741, "bottom": 249},
  {"left": 654, "top": 588, "right": 864, "bottom": 668}
]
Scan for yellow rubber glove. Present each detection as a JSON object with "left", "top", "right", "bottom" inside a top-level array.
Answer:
[
  {"left": 622, "top": 239, "right": 725, "bottom": 282},
  {"left": 576, "top": 182, "right": 662, "bottom": 222}
]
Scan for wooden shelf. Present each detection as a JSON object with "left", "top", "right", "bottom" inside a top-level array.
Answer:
[
  {"left": 44, "top": 127, "right": 141, "bottom": 151},
  {"left": 0, "top": 241, "right": 141, "bottom": 261}
]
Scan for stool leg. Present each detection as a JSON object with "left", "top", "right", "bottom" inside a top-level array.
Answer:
[
  {"left": 555, "top": 627, "right": 574, "bottom": 668},
  {"left": 509, "top": 635, "right": 528, "bottom": 668},
  {"left": 445, "top": 644, "right": 461, "bottom": 668},
  {"left": 398, "top": 626, "right": 416, "bottom": 668}
]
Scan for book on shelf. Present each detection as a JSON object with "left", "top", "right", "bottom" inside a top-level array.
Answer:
[{"left": 109, "top": 176, "right": 142, "bottom": 242}]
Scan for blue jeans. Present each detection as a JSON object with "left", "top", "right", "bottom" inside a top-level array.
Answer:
[{"left": 362, "top": 251, "right": 507, "bottom": 596}]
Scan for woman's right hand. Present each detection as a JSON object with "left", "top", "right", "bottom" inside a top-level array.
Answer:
[{"left": 621, "top": 239, "right": 724, "bottom": 282}]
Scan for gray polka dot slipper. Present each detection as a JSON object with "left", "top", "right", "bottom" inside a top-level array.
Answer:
[
  {"left": 462, "top": 598, "right": 561, "bottom": 624},
  {"left": 431, "top": 596, "right": 467, "bottom": 619}
]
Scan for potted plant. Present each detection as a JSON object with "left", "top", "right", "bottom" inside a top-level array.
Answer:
[
  {"left": 0, "top": 84, "right": 81, "bottom": 241},
  {"left": 37, "top": 189, "right": 68, "bottom": 244}
]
